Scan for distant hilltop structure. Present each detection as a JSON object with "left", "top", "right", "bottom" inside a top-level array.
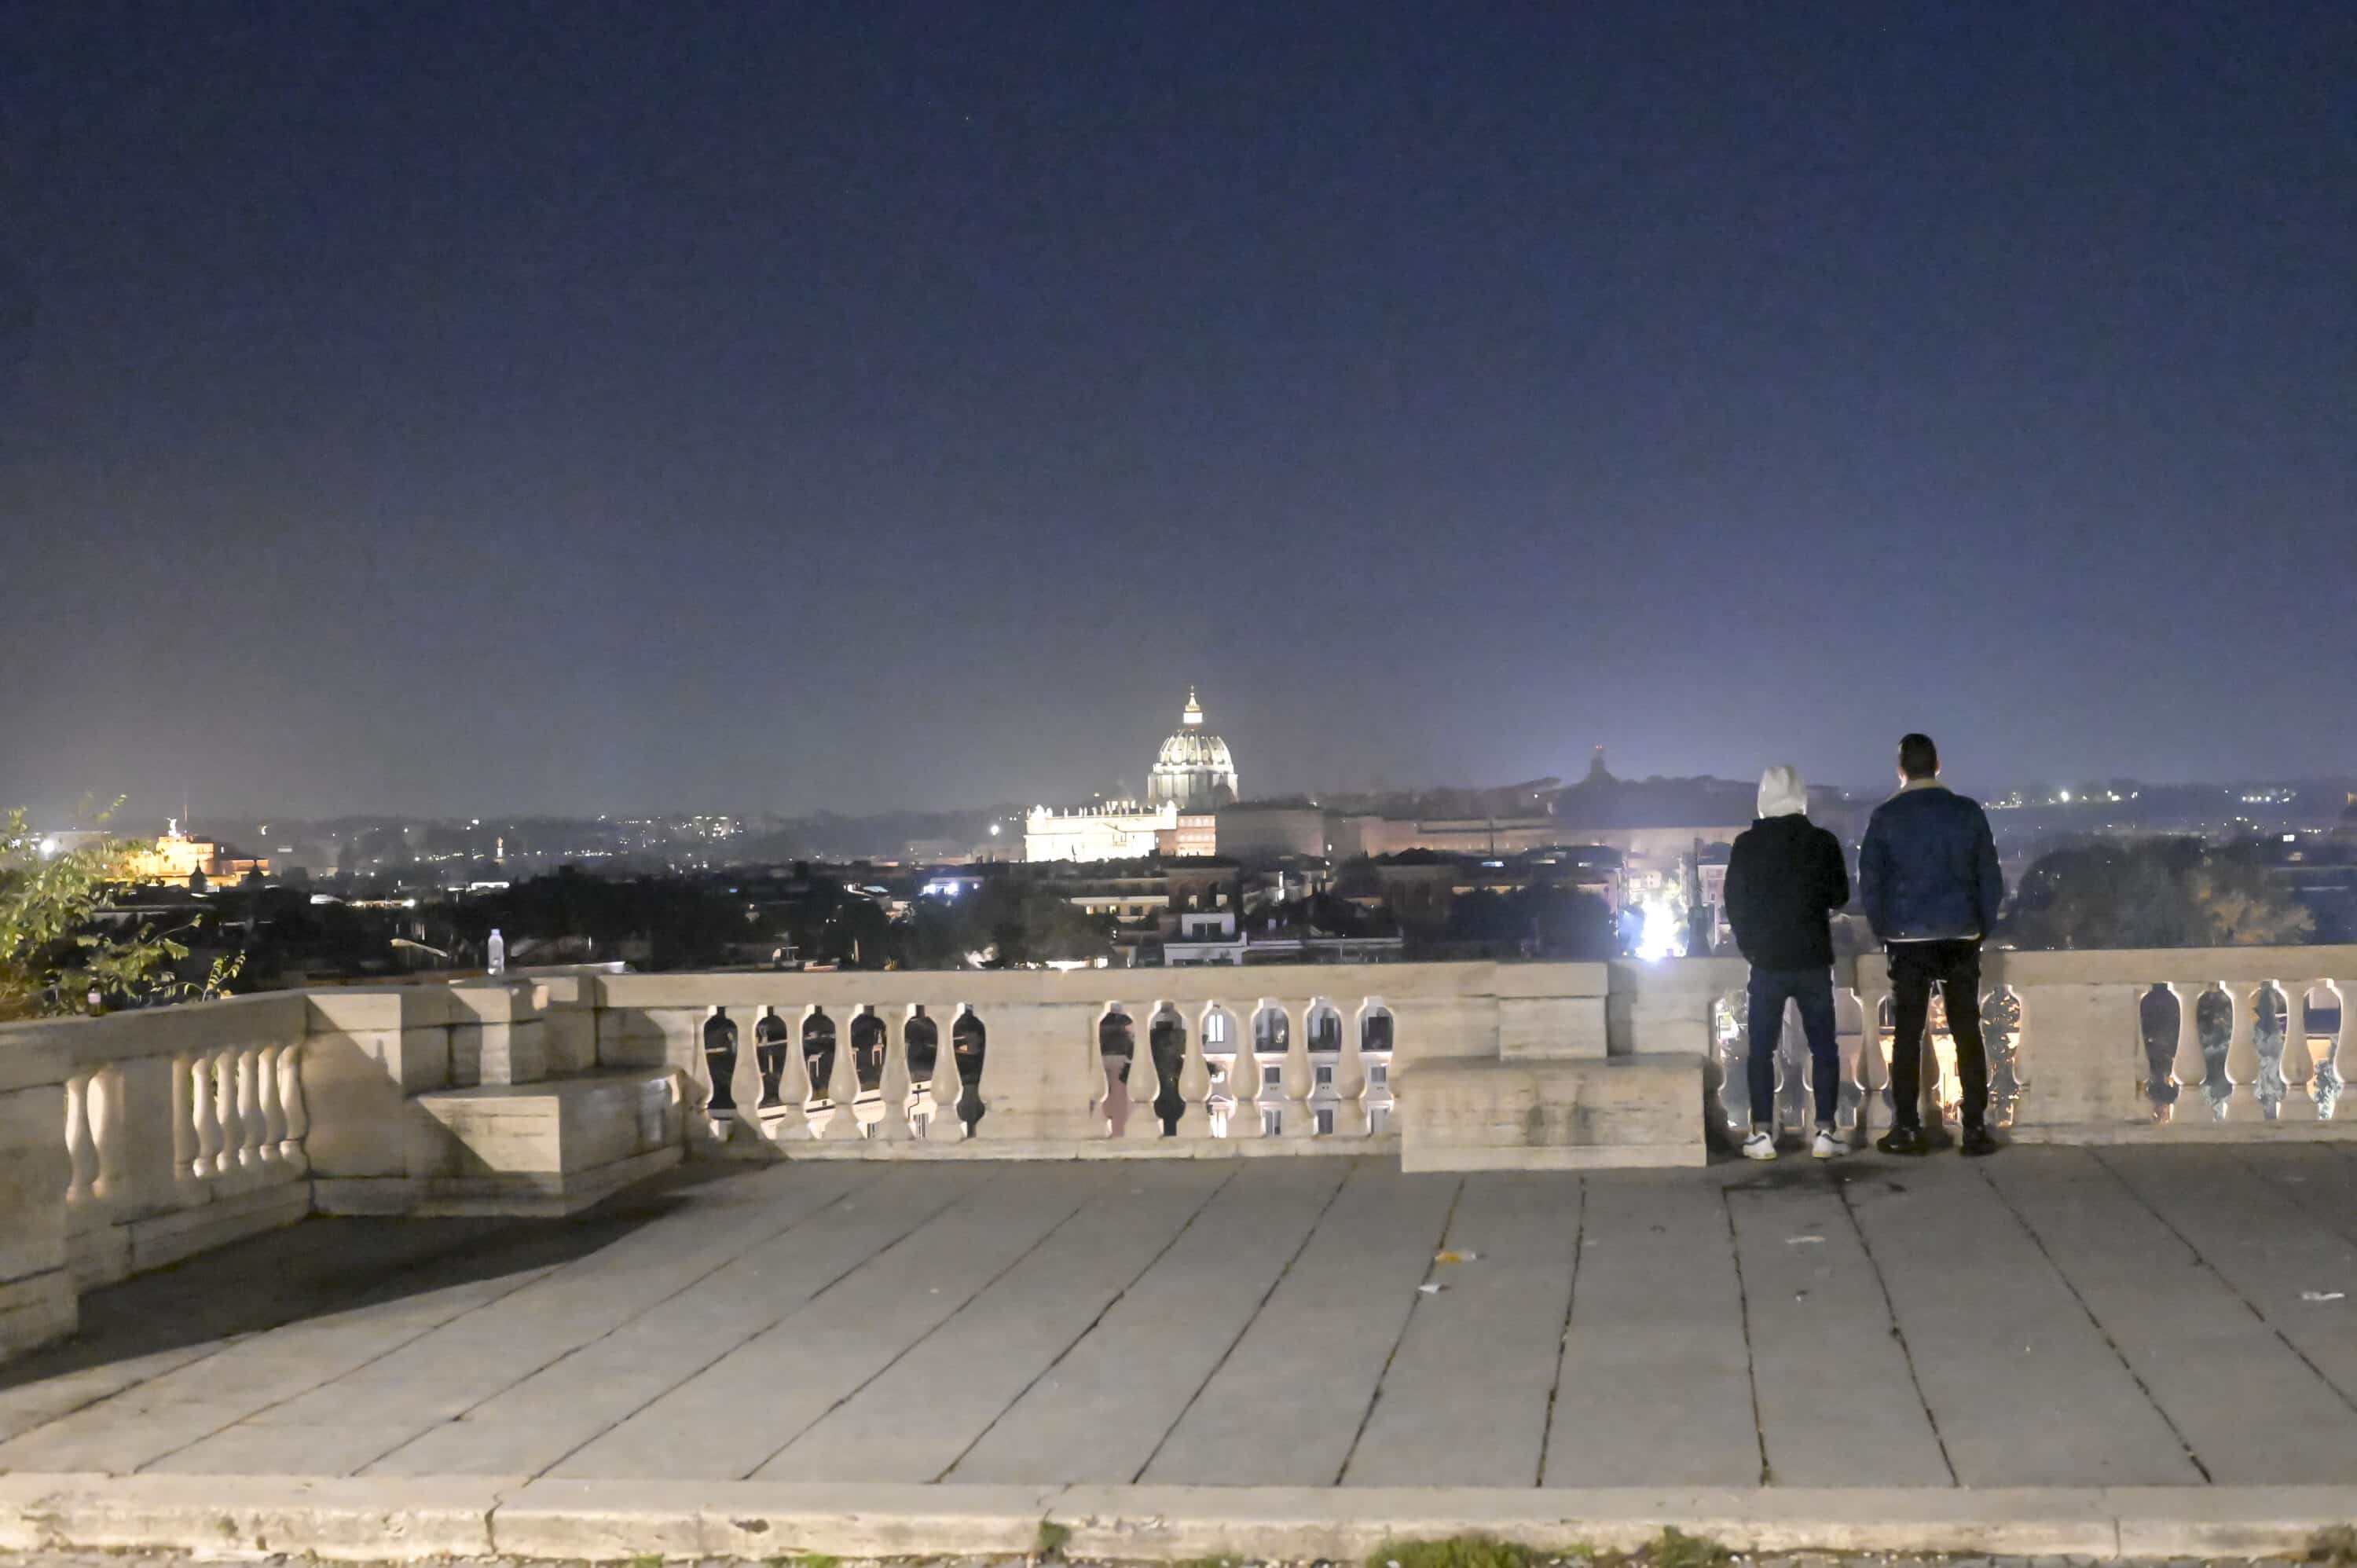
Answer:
[
  {"left": 1147, "top": 687, "right": 1240, "bottom": 812},
  {"left": 1026, "top": 688, "right": 1233, "bottom": 863},
  {"left": 121, "top": 819, "right": 270, "bottom": 888}
]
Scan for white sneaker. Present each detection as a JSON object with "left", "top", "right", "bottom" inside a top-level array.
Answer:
[
  {"left": 1811, "top": 1129, "right": 1840, "bottom": 1160},
  {"left": 1740, "top": 1129, "right": 1776, "bottom": 1160}
]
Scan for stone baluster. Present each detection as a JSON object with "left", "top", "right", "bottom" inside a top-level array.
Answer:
[
  {"left": 1853, "top": 984, "right": 1890, "bottom": 1145},
  {"left": 1175, "top": 1006, "right": 1215, "bottom": 1141},
  {"left": 877, "top": 1009, "right": 914, "bottom": 1143},
  {"left": 2171, "top": 982, "right": 2207, "bottom": 1122},
  {"left": 1127, "top": 1006, "right": 1164, "bottom": 1138},
  {"left": 1710, "top": 987, "right": 1748, "bottom": 1142},
  {"left": 731, "top": 1012, "right": 767, "bottom": 1141},
  {"left": 64, "top": 1071, "right": 98, "bottom": 1207},
  {"left": 171, "top": 1053, "right": 203, "bottom": 1192},
  {"left": 2315, "top": 979, "right": 2350, "bottom": 1121},
  {"left": 255, "top": 1044, "right": 288, "bottom": 1168},
  {"left": 1832, "top": 988, "right": 1866, "bottom": 1139},
  {"left": 2223, "top": 985, "right": 2260, "bottom": 1119},
  {"left": 768, "top": 1008, "right": 808, "bottom": 1141},
  {"left": 820, "top": 1013, "right": 859, "bottom": 1141},
  {"left": 1222, "top": 1004, "right": 1261, "bottom": 1143},
  {"left": 190, "top": 1050, "right": 223, "bottom": 1178},
  {"left": 2278, "top": 983, "right": 2319, "bottom": 1123},
  {"left": 237, "top": 1046, "right": 268, "bottom": 1171},
  {"left": 86, "top": 1066, "right": 123, "bottom": 1202},
  {"left": 276, "top": 1042, "right": 309, "bottom": 1173},
  {"left": 213, "top": 1050, "right": 247, "bottom": 1178}
]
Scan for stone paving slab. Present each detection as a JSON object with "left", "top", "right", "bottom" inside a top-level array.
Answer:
[
  {"left": 1541, "top": 1174, "right": 1757, "bottom": 1487},
  {"left": 1342, "top": 1171, "right": 1581, "bottom": 1486},
  {"left": 2, "top": 1145, "right": 2355, "bottom": 1516}
]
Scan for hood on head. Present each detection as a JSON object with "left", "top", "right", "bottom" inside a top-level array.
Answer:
[{"left": 1758, "top": 765, "right": 1809, "bottom": 819}]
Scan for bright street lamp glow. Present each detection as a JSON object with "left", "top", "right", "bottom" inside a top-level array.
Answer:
[{"left": 1636, "top": 898, "right": 1682, "bottom": 962}]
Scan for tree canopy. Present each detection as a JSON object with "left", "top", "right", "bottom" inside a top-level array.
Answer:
[
  {"left": 1, "top": 805, "right": 235, "bottom": 1019},
  {"left": 2003, "top": 837, "right": 2313, "bottom": 951}
]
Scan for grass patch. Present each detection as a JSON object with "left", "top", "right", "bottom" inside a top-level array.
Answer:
[
  {"left": 1035, "top": 1519, "right": 1073, "bottom": 1560},
  {"left": 628, "top": 1556, "right": 664, "bottom": 1568},
  {"left": 2310, "top": 1525, "right": 2357, "bottom": 1567},
  {"left": 1369, "top": 1536, "right": 1536, "bottom": 1568},
  {"left": 1647, "top": 1528, "right": 1730, "bottom": 1568}
]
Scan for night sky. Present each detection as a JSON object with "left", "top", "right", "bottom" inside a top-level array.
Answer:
[{"left": 5, "top": 2, "right": 2352, "bottom": 822}]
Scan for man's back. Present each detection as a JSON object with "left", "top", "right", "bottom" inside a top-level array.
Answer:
[
  {"left": 1725, "top": 813, "right": 1849, "bottom": 969},
  {"left": 1859, "top": 782, "right": 2003, "bottom": 941}
]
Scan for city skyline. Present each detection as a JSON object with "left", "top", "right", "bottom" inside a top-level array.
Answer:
[{"left": 5, "top": 3, "right": 2351, "bottom": 819}]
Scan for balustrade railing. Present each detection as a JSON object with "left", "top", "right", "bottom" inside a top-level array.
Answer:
[
  {"left": 588, "top": 969, "right": 1471, "bottom": 1156},
  {"left": 28, "top": 994, "right": 317, "bottom": 1287},
  {"left": 1700, "top": 947, "right": 2357, "bottom": 1145}
]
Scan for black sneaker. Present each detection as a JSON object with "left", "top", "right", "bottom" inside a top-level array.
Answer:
[
  {"left": 1959, "top": 1124, "right": 1999, "bottom": 1157},
  {"left": 1875, "top": 1124, "right": 1929, "bottom": 1156}
]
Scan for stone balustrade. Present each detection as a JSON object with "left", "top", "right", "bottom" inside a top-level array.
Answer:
[
  {"left": 7, "top": 946, "right": 2355, "bottom": 1367},
  {"left": 585, "top": 962, "right": 1534, "bottom": 1156},
  {"left": 7, "top": 993, "right": 317, "bottom": 1295},
  {"left": 1703, "top": 946, "right": 2357, "bottom": 1145}
]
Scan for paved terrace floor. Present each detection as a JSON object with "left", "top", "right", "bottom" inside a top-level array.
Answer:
[{"left": 3, "top": 1148, "right": 2355, "bottom": 1491}]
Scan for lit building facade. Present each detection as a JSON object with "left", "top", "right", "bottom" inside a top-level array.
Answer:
[
  {"left": 1025, "top": 689, "right": 1238, "bottom": 863},
  {"left": 1025, "top": 800, "right": 1175, "bottom": 863},
  {"left": 120, "top": 820, "right": 272, "bottom": 888}
]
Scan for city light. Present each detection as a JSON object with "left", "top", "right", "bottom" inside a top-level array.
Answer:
[{"left": 1635, "top": 896, "right": 1683, "bottom": 962}]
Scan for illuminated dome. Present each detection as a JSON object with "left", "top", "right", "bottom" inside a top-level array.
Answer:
[{"left": 1148, "top": 687, "right": 1240, "bottom": 813}]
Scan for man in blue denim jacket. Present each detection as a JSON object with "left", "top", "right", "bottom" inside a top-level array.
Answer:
[{"left": 1859, "top": 733, "right": 2005, "bottom": 1157}]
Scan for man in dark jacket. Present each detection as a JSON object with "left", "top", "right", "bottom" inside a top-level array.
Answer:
[
  {"left": 1723, "top": 765, "right": 1851, "bottom": 1160},
  {"left": 1859, "top": 732, "right": 2005, "bottom": 1157}
]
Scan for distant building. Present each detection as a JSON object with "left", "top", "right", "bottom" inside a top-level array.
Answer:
[
  {"left": 1155, "top": 813, "right": 1218, "bottom": 858},
  {"left": 1217, "top": 801, "right": 1329, "bottom": 860},
  {"left": 1147, "top": 687, "right": 1240, "bottom": 811},
  {"left": 121, "top": 820, "right": 271, "bottom": 888},
  {"left": 1027, "top": 688, "right": 1237, "bottom": 863},
  {"left": 1025, "top": 800, "right": 1175, "bottom": 862}
]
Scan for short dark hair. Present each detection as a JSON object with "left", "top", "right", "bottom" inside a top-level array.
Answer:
[{"left": 1897, "top": 733, "right": 1940, "bottom": 779}]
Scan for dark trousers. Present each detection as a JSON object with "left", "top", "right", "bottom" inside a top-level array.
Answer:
[
  {"left": 1747, "top": 967, "right": 1840, "bottom": 1127},
  {"left": 1888, "top": 939, "right": 1989, "bottom": 1130}
]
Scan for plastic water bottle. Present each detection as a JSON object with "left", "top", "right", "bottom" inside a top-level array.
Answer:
[{"left": 486, "top": 928, "right": 506, "bottom": 976}]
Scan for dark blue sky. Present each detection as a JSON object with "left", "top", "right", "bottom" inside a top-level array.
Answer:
[{"left": 5, "top": 1, "right": 2352, "bottom": 819}]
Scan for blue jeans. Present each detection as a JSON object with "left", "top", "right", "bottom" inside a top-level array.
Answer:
[{"left": 1747, "top": 967, "right": 1840, "bottom": 1128}]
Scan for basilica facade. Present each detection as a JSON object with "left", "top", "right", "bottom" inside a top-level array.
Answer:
[{"left": 1024, "top": 689, "right": 1238, "bottom": 863}]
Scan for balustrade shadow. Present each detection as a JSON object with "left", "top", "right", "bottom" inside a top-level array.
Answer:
[{"left": 0, "top": 1164, "right": 715, "bottom": 1394}]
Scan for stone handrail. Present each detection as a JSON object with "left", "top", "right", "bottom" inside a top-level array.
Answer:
[
  {"left": 0, "top": 994, "right": 316, "bottom": 1293},
  {"left": 580, "top": 961, "right": 1619, "bottom": 1154},
  {"left": 1699, "top": 945, "right": 2357, "bottom": 1144}
]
